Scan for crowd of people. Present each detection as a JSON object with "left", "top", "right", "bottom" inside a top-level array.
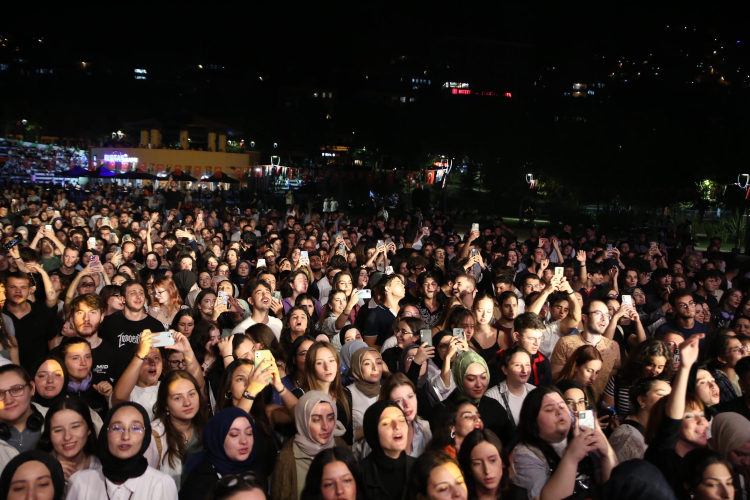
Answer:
[{"left": 0, "top": 180, "right": 748, "bottom": 500}]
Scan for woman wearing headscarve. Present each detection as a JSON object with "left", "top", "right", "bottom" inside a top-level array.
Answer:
[
  {"left": 271, "top": 390, "right": 348, "bottom": 500},
  {"left": 340, "top": 340, "right": 367, "bottom": 386},
  {"left": 231, "top": 260, "right": 252, "bottom": 289},
  {"left": 186, "top": 271, "right": 212, "bottom": 308},
  {"left": 430, "top": 351, "right": 512, "bottom": 446},
  {"left": 0, "top": 450, "right": 66, "bottom": 500},
  {"left": 359, "top": 400, "right": 415, "bottom": 500},
  {"left": 708, "top": 412, "right": 750, "bottom": 499},
  {"left": 179, "top": 407, "right": 260, "bottom": 500},
  {"left": 346, "top": 347, "right": 383, "bottom": 442},
  {"left": 66, "top": 402, "right": 178, "bottom": 499}
]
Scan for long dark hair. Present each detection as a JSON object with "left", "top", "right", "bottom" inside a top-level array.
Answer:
[
  {"left": 457, "top": 429, "right": 510, "bottom": 499},
  {"left": 300, "top": 447, "right": 364, "bottom": 500},
  {"left": 153, "top": 370, "right": 206, "bottom": 469},
  {"left": 286, "top": 334, "right": 316, "bottom": 385},
  {"left": 407, "top": 450, "right": 464, "bottom": 500},
  {"left": 428, "top": 400, "right": 478, "bottom": 452},
  {"left": 218, "top": 359, "right": 272, "bottom": 436},
  {"left": 517, "top": 386, "right": 571, "bottom": 470},
  {"left": 280, "top": 306, "right": 312, "bottom": 355},
  {"left": 190, "top": 320, "right": 221, "bottom": 367},
  {"left": 618, "top": 338, "right": 673, "bottom": 386},
  {"left": 36, "top": 396, "right": 98, "bottom": 457}
]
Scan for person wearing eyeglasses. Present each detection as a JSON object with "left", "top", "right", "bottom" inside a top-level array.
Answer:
[
  {"left": 654, "top": 289, "right": 711, "bottom": 348},
  {"left": 186, "top": 272, "right": 212, "bottom": 308},
  {"left": 149, "top": 276, "right": 189, "bottom": 330},
  {"left": 706, "top": 333, "right": 748, "bottom": 405},
  {"left": 67, "top": 401, "right": 178, "bottom": 499},
  {"left": 550, "top": 300, "right": 622, "bottom": 402},
  {"left": 0, "top": 364, "right": 47, "bottom": 472}
]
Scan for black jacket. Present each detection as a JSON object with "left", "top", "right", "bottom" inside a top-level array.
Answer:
[
  {"left": 360, "top": 454, "right": 415, "bottom": 500},
  {"left": 431, "top": 392, "right": 512, "bottom": 446}
]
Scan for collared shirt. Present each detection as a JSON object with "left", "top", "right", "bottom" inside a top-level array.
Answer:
[
  {"left": 67, "top": 466, "right": 178, "bottom": 500},
  {"left": 417, "top": 298, "right": 442, "bottom": 328},
  {"left": 550, "top": 333, "right": 622, "bottom": 401}
]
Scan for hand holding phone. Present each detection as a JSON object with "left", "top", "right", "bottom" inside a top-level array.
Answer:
[
  {"left": 151, "top": 331, "right": 175, "bottom": 348},
  {"left": 420, "top": 329, "right": 433, "bottom": 346},
  {"left": 257, "top": 259, "right": 266, "bottom": 268},
  {"left": 359, "top": 289, "right": 372, "bottom": 299},
  {"left": 578, "top": 410, "right": 595, "bottom": 430},
  {"left": 472, "top": 223, "right": 479, "bottom": 232}
]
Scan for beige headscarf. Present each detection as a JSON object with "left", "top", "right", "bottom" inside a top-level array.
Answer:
[
  {"left": 708, "top": 412, "right": 750, "bottom": 456},
  {"left": 351, "top": 347, "right": 382, "bottom": 398},
  {"left": 293, "top": 390, "right": 346, "bottom": 498}
]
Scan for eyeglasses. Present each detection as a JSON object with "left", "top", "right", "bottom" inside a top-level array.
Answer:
[
  {"left": 107, "top": 424, "right": 146, "bottom": 436},
  {"left": 633, "top": 292, "right": 645, "bottom": 297},
  {"left": 153, "top": 289, "right": 166, "bottom": 296},
  {"left": 0, "top": 383, "right": 29, "bottom": 400},
  {"left": 80, "top": 282, "right": 96, "bottom": 288},
  {"left": 522, "top": 335, "right": 542, "bottom": 344},
  {"left": 168, "top": 359, "right": 187, "bottom": 367},
  {"left": 565, "top": 399, "right": 587, "bottom": 410},
  {"left": 728, "top": 346, "right": 749, "bottom": 355},
  {"left": 297, "top": 350, "right": 309, "bottom": 358},
  {"left": 217, "top": 472, "right": 264, "bottom": 489},
  {"left": 589, "top": 311, "right": 612, "bottom": 321},
  {"left": 673, "top": 266, "right": 684, "bottom": 271},
  {"left": 393, "top": 328, "right": 414, "bottom": 336},
  {"left": 676, "top": 301, "right": 696, "bottom": 310}
]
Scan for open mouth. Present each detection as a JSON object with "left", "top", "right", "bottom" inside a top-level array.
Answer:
[
  {"left": 44, "top": 386, "right": 56, "bottom": 392},
  {"left": 393, "top": 433, "right": 404, "bottom": 442},
  {"left": 148, "top": 368, "right": 157, "bottom": 376},
  {"left": 319, "top": 432, "right": 331, "bottom": 440},
  {"left": 62, "top": 442, "right": 78, "bottom": 451},
  {"left": 238, "top": 447, "right": 250, "bottom": 455},
  {"left": 118, "top": 444, "right": 132, "bottom": 452}
]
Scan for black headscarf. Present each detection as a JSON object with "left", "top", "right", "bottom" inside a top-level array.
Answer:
[
  {"left": 556, "top": 378, "right": 585, "bottom": 396},
  {"left": 362, "top": 400, "right": 408, "bottom": 499},
  {"left": 432, "top": 330, "right": 453, "bottom": 370},
  {"left": 203, "top": 407, "right": 257, "bottom": 476},
  {"left": 0, "top": 450, "right": 65, "bottom": 500},
  {"left": 98, "top": 402, "right": 152, "bottom": 483},
  {"left": 338, "top": 325, "right": 360, "bottom": 348},
  {"left": 172, "top": 270, "right": 197, "bottom": 301},
  {"left": 31, "top": 356, "right": 70, "bottom": 409}
]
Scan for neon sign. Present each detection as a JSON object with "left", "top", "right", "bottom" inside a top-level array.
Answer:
[
  {"left": 452, "top": 89, "right": 471, "bottom": 95},
  {"left": 103, "top": 153, "right": 138, "bottom": 163}
]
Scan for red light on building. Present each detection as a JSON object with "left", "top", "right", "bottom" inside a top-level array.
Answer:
[
  {"left": 452, "top": 88, "right": 471, "bottom": 95},
  {"left": 505, "top": 92, "right": 512, "bottom": 97}
]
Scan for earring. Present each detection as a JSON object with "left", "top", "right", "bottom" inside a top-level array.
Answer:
[
  {"left": 225, "top": 392, "right": 232, "bottom": 400},
  {"left": 641, "top": 405, "right": 646, "bottom": 410},
  {"left": 166, "top": 409, "right": 170, "bottom": 415},
  {"left": 450, "top": 430, "right": 455, "bottom": 439}
]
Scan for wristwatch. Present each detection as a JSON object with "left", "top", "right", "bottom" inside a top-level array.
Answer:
[{"left": 242, "top": 391, "right": 256, "bottom": 401}]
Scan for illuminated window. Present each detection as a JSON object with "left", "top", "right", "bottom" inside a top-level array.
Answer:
[
  {"left": 313, "top": 93, "right": 318, "bottom": 98},
  {"left": 329, "top": 92, "right": 333, "bottom": 98},
  {"left": 322, "top": 92, "right": 326, "bottom": 98},
  {"left": 409, "top": 97, "right": 415, "bottom": 102},
  {"left": 400, "top": 97, "right": 406, "bottom": 103}
]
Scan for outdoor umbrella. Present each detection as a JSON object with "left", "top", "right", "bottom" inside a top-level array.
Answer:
[
  {"left": 171, "top": 171, "right": 197, "bottom": 182},
  {"left": 202, "top": 173, "right": 239, "bottom": 184},
  {"left": 114, "top": 171, "right": 159, "bottom": 180},
  {"left": 55, "top": 166, "right": 92, "bottom": 177}
]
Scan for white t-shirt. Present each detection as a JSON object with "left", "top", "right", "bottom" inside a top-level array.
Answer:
[
  {"left": 507, "top": 387, "right": 529, "bottom": 424},
  {"left": 67, "top": 466, "right": 178, "bottom": 500},
  {"left": 231, "top": 315, "right": 283, "bottom": 341},
  {"left": 130, "top": 384, "right": 160, "bottom": 421}
]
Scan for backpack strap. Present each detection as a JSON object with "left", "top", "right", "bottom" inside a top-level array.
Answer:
[{"left": 151, "top": 429, "right": 163, "bottom": 470}]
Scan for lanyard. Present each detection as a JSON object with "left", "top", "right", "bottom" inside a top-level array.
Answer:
[{"left": 104, "top": 480, "right": 134, "bottom": 500}]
